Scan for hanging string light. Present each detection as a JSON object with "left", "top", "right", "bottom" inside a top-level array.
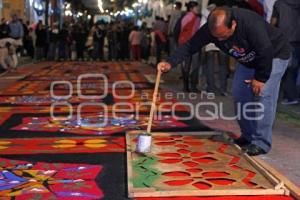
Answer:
[{"left": 98, "top": 0, "right": 104, "bottom": 13}]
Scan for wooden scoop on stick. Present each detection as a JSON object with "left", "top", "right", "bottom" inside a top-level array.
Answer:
[{"left": 136, "top": 69, "right": 162, "bottom": 153}]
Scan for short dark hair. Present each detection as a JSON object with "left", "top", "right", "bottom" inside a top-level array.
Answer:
[
  {"left": 175, "top": 2, "right": 182, "bottom": 9},
  {"left": 208, "top": 6, "right": 234, "bottom": 32},
  {"left": 186, "top": 1, "right": 198, "bottom": 11}
]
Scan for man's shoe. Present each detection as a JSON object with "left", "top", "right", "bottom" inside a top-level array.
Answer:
[
  {"left": 234, "top": 137, "right": 251, "bottom": 147},
  {"left": 220, "top": 92, "right": 229, "bottom": 96},
  {"left": 281, "top": 99, "right": 299, "bottom": 105},
  {"left": 242, "top": 144, "right": 266, "bottom": 156}
]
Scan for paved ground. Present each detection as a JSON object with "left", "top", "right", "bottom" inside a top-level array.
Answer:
[{"left": 161, "top": 66, "right": 300, "bottom": 187}]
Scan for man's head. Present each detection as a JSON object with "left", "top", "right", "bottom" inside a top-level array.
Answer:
[
  {"left": 11, "top": 14, "right": 18, "bottom": 22},
  {"left": 208, "top": 6, "right": 236, "bottom": 41},
  {"left": 175, "top": 2, "right": 182, "bottom": 10}
]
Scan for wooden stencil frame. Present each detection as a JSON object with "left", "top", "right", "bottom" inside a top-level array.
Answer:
[{"left": 126, "top": 131, "right": 289, "bottom": 198}]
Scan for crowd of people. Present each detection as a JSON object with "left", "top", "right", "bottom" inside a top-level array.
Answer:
[{"left": 0, "top": 0, "right": 299, "bottom": 105}]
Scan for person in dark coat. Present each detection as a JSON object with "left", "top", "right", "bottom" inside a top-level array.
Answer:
[
  {"left": 73, "top": 24, "right": 87, "bottom": 60},
  {"left": 35, "top": 21, "right": 47, "bottom": 60},
  {"left": 272, "top": 0, "right": 300, "bottom": 105}
]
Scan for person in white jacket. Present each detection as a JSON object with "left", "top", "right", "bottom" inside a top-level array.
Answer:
[{"left": 0, "top": 38, "right": 21, "bottom": 72}]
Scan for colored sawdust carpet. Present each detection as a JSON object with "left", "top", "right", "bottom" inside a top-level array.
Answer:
[
  {"left": 0, "top": 157, "right": 103, "bottom": 199},
  {"left": 0, "top": 136, "right": 125, "bottom": 154},
  {"left": 0, "top": 61, "right": 296, "bottom": 200}
]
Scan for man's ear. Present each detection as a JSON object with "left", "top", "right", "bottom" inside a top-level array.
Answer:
[{"left": 231, "top": 20, "right": 237, "bottom": 30}]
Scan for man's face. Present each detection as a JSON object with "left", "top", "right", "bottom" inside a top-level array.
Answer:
[
  {"left": 211, "top": 21, "right": 236, "bottom": 41},
  {"left": 12, "top": 15, "right": 17, "bottom": 21}
]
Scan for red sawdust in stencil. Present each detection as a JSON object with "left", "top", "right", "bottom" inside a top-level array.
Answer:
[
  {"left": 217, "top": 144, "right": 229, "bottom": 153},
  {"left": 155, "top": 137, "right": 172, "bottom": 141},
  {"left": 164, "top": 179, "right": 194, "bottom": 186},
  {"left": 244, "top": 179, "right": 258, "bottom": 187},
  {"left": 183, "top": 161, "right": 199, "bottom": 167},
  {"left": 175, "top": 144, "right": 189, "bottom": 148},
  {"left": 136, "top": 195, "right": 294, "bottom": 200},
  {"left": 182, "top": 136, "right": 196, "bottom": 140},
  {"left": 171, "top": 136, "right": 183, "bottom": 139},
  {"left": 157, "top": 153, "right": 181, "bottom": 157},
  {"left": 202, "top": 172, "right": 230, "bottom": 178},
  {"left": 159, "top": 159, "right": 183, "bottom": 164},
  {"left": 155, "top": 141, "right": 177, "bottom": 146},
  {"left": 186, "top": 168, "right": 203, "bottom": 173},
  {"left": 230, "top": 164, "right": 242, "bottom": 170},
  {"left": 192, "top": 181, "right": 212, "bottom": 190},
  {"left": 243, "top": 170, "right": 257, "bottom": 187},
  {"left": 193, "top": 157, "right": 218, "bottom": 164},
  {"left": 206, "top": 178, "right": 236, "bottom": 185},
  {"left": 229, "top": 162, "right": 258, "bottom": 188},
  {"left": 162, "top": 171, "right": 191, "bottom": 177},
  {"left": 177, "top": 149, "right": 191, "bottom": 154},
  {"left": 190, "top": 152, "right": 211, "bottom": 157},
  {"left": 229, "top": 156, "right": 241, "bottom": 165},
  {"left": 183, "top": 141, "right": 204, "bottom": 146},
  {"left": 245, "top": 170, "right": 256, "bottom": 178}
]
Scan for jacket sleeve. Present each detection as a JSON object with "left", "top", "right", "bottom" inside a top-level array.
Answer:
[
  {"left": 246, "top": 21, "right": 274, "bottom": 83},
  {"left": 166, "top": 23, "right": 212, "bottom": 68}
]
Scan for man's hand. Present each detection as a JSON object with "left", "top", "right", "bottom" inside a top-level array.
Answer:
[
  {"left": 157, "top": 61, "right": 171, "bottom": 73},
  {"left": 245, "top": 79, "right": 265, "bottom": 96}
]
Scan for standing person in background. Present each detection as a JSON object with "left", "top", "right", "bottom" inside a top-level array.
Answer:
[
  {"left": 26, "top": 27, "right": 34, "bottom": 59},
  {"left": 85, "top": 27, "right": 95, "bottom": 61},
  {"left": 202, "top": 1, "right": 229, "bottom": 96},
  {"left": 176, "top": 1, "right": 201, "bottom": 92},
  {"left": 140, "top": 26, "right": 151, "bottom": 62},
  {"left": 119, "top": 22, "right": 131, "bottom": 60},
  {"left": 107, "top": 23, "right": 119, "bottom": 61},
  {"left": 22, "top": 20, "right": 31, "bottom": 57},
  {"left": 149, "top": 28, "right": 156, "bottom": 65},
  {"left": 8, "top": 14, "right": 23, "bottom": 41},
  {"left": 48, "top": 23, "right": 59, "bottom": 60},
  {"left": 0, "top": 18, "right": 10, "bottom": 39},
  {"left": 8, "top": 14, "right": 24, "bottom": 56},
  {"left": 58, "top": 23, "right": 69, "bottom": 61},
  {"left": 73, "top": 24, "right": 87, "bottom": 61},
  {"left": 261, "top": 0, "right": 277, "bottom": 22},
  {"left": 19, "top": 19, "right": 28, "bottom": 56},
  {"left": 93, "top": 23, "right": 106, "bottom": 61},
  {"left": 153, "top": 16, "right": 167, "bottom": 65},
  {"left": 35, "top": 21, "right": 47, "bottom": 60},
  {"left": 245, "top": 0, "right": 264, "bottom": 16},
  {"left": 129, "top": 26, "right": 142, "bottom": 61},
  {"left": 271, "top": 0, "right": 300, "bottom": 105},
  {"left": 168, "top": 2, "right": 183, "bottom": 55}
]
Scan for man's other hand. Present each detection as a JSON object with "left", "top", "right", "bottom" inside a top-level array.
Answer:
[{"left": 245, "top": 79, "right": 265, "bottom": 96}]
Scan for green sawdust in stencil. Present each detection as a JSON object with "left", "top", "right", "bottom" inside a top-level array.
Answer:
[{"left": 132, "top": 155, "right": 160, "bottom": 188}]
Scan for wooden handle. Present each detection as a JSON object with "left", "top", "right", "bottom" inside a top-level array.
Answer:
[{"left": 146, "top": 69, "right": 162, "bottom": 134}]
